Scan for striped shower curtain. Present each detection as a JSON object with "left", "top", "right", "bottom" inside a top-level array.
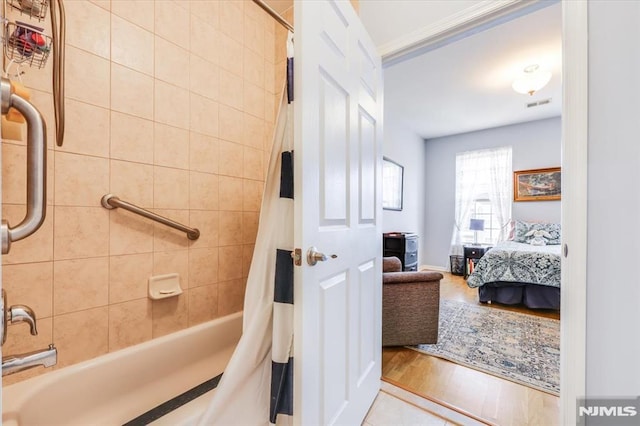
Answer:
[{"left": 197, "top": 33, "right": 295, "bottom": 426}]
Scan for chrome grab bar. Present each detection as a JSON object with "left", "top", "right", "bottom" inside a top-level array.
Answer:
[
  {"left": 0, "top": 77, "right": 47, "bottom": 254},
  {"left": 101, "top": 194, "right": 200, "bottom": 240}
]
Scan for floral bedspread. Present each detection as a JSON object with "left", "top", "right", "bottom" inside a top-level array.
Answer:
[{"left": 466, "top": 241, "right": 561, "bottom": 288}]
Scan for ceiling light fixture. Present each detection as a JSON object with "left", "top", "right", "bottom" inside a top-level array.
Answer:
[{"left": 512, "top": 64, "right": 552, "bottom": 96}]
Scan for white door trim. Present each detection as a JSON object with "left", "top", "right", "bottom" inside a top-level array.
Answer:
[
  {"left": 380, "top": 0, "right": 558, "bottom": 67},
  {"left": 379, "top": 1, "right": 588, "bottom": 424}
]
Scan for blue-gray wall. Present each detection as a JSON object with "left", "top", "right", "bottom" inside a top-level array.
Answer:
[
  {"left": 423, "top": 117, "right": 561, "bottom": 268},
  {"left": 382, "top": 116, "right": 427, "bottom": 262}
]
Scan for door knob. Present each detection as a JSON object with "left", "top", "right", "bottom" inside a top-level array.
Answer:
[{"left": 306, "top": 247, "right": 337, "bottom": 266}]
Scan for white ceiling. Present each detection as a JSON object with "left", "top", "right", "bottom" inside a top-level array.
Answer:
[
  {"left": 261, "top": 1, "right": 562, "bottom": 140},
  {"left": 371, "top": 2, "right": 562, "bottom": 140}
]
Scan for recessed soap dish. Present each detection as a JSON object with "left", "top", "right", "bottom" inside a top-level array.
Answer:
[{"left": 148, "top": 273, "right": 182, "bottom": 300}]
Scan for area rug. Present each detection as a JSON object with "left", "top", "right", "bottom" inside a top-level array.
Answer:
[{"left": 408, "top": 299, "right": 560, "bottom": 395}]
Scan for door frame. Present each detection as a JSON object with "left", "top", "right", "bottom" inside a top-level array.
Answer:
[{"left": 379, "top": 1, "right": 587, "bottom": 424}]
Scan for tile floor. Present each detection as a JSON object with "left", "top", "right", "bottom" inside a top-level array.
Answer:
[{"left": 363, "top": 382, "right": 487, "bottom": 426}]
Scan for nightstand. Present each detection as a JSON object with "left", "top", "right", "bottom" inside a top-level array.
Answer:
[{"left": 463, "top": 245, "right": 491, "bottom": 278}]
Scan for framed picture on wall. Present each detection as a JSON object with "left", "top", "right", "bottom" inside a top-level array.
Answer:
[
  {"left": 382, "top": 157, "right": 404, "bottom": 210},
  {"left": 513, "top": 167, "right": 561, "bottom": 201}
]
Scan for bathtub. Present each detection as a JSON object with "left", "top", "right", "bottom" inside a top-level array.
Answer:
[{"left": 2, "top": 312, "right": 242, "bottom": 426}]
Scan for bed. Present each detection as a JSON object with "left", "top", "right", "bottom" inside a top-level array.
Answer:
[{"left": 466, "top": 222, "right": 561, "bottom": 310}]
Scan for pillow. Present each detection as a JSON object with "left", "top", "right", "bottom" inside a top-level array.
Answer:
[{"left": 513, "top": 221, "right": 561, "bottom": 245}]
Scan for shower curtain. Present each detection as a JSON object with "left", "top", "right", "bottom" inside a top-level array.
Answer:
[{"left": 197, "top": 33, "right": 295, "bottom": 426}]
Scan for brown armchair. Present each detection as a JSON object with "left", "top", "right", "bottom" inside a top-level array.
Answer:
[{"left": 382, "top": 256, "right": 443, "bottom": 346}]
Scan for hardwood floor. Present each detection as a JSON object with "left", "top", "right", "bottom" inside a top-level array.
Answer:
[{"left": 382, "top": 272, "right": 560, "bottom": 426}]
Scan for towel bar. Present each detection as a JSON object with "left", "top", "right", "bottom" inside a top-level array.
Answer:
[{"left": 101, "top": 194, "right": 200, "bottom": 240}]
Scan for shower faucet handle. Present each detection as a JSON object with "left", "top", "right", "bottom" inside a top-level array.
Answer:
[
  {"left": 0, "top": 289, "right": 38, "bottom": 346},
  {"left": 8, "top": 304, "right": 38, "bottom": 336}
]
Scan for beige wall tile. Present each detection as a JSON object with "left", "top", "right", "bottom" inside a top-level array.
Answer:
[
  {"left": 219, "top": 69, "right": 243, "bottom": 110},
  {"left": 264, "top": 28, "right": 276, "bottom": 64},
  {"left": 218, "top": 140, "right": 243, "bottom": 177},
  {"left": 153, "top": 250, "right": 189, "bottom": 284},
  {"left": 219, "top": 1, "right": 243, "bottom": 44},
  {"left": 112, "top": 15, "right": 154, "bottom": 75},
  {"left": 154, "top": 166, "right": 190, "bottom": 209},
  {"left": 3, "top": 262, "right": 53, "bottom": 318},
  {"left": 2, "top": 143, "right": 26, "bottom": 205},
  {"left": 188, "top": 284, "right": 218, "bottom": 325},
  {"left": 189, "top": 133, "right": 218, "bottom": 174},
  {"left": 54, "top": 207, "right": 109, "bottom": 260},
  {"left": 244, "top": 0, "right": 266, "bottom": 24},
  {"left": 155, "top": 81, "right": 190, "bottom": 129},
  {"left": 242, "top": 243, "right": 254, "bottom": 278},
  {"left": 111, "top": 0, "right": 154, "bottom": 32},
  {"left": 151, "top": 292, "right": 188, "bottom": 337},
  {"left": 218, "top": 246, "right": 243, "bottom": 282},
  {"left": 243, "top": 147, "right": 264, "bottom": 181},
  {"left": 188, "top": 210, "right": 219, "bottom": 249},
  {"left": 54, "top": 307, "right": 109, "bottom": 368},
  {"left": 109, "top": 209, "right": 154, "bottom": 256},
  {"left": 265, "top": 92, "right": 276, "bottom": 123},
  {"left": 155, "top": 37, "right": 190, "bottom": 88},
  {"left": 242, "top": 211, "right": 259, "bottom": 245},
  {"left": 110, "top": 112, "right": 154, "bottom": 164},
  {"left": 243, "top": 113, "right": 265, "bottom": 149},
  {"left": 218, "top": 33, "right": 243, "bottom": 76},
  {"left": 244, "top": 49, "right": 265, "bottom": 89},
  {"left": 109, "top": 299, "right": 152, "bottom": 351},
  {"left": 2, "top": 204, "right": 54, "bottom": 265},
  {"left": 65, "top": 0, "right": 111, "bottom": 59},
  {"left": 110, "top": 160, "right": 154, "bottom": 208},
  {"left": 90, "top": 0, "right": 111, "bottom": 12},
  {"left": 218, "top": 105, "right": 243, "bottom": 144},
  {"left": 54, "top": 152, "right": 109, "bottom": 207},
  {"left": 155, "top": 0, "right": 190, "bottom": 48},
  {"left": 53, "top": 257, "right": 109, "bottom": 315},
  {"left": 110, "top": 253, "right": 153, "bottom": 303},
  {"left": 111, "top": 63, "right": 154, "bottom": 119},
  {"left": 265, "top": 59, "right": 276, "bottom": 95},
  {"left": 218, "top": 176, "right": 243, "bottom": 211},
  {"left": 243, "top": 82, "right": 265, "bottom": 119},
  {"left": 154, "top": 123, "right": 189, "bottom": 169},
  {"left": 190, "top": 15, "right": 219, "bottom": 65},
  {"left": 189, "top": 247, "right": 218, "bottom": 287},
  {"left": 66, "top": 47, "right": 110, "bottom": 108},
  {"left": 190, "top": 94, "right": 219, "bottom": 137},
  {"left": 190, "top": 55, "right": 219, "bottom": 101},
  {"left": 2, "top": 0, "right": 275, "bottom": 383},
  {"left": 189, "top": 172, "right": 218, "bottom": 210},
  {"left": 219, "top": 211, "right": 242, "bottom": 246},
  {"left": 153, "top": 209, "right": 191, "bottom": 252},
  {"left": 190, "top": 1, "right": 219, "bottom": 29},
  {"left": 218, "top": 278, "right": 245, "bottom": 316},
  {"left": 244, "top": 13, "right": 265, "bottom": 57},
  {"left": 243, "top": 179, "right": 263, "bottom": 212},
  {"left": 61, "top": 99, "right": 110, "bottom": 157}
]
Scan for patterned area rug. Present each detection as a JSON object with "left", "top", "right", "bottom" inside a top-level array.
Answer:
[{"left": 408, "top": 299, "right": 560, "bottom": 395}]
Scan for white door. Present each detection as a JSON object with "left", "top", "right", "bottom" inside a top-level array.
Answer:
[{"left": 293, "top": 1, "right": 383, "bottom": 424}]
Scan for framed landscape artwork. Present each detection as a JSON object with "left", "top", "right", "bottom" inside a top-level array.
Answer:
[{"left": 514, "top": 167, "right": 561, "bottom": 201}]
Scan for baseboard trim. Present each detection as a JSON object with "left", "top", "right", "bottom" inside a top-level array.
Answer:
[{"left": 420, "top": 264, "right": 448, "bottom": 272}]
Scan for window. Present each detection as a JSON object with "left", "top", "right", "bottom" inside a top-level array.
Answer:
[
  {"left": 451, "top": 147, "right": 512, "bottom": 249},
  {"left": 459, "top": 199, "right": 502, "bottom": 244}
]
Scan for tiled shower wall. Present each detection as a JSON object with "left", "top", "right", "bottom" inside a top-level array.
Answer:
[{"left": 2, "top": 0, "right": 284, "bottom": 385}]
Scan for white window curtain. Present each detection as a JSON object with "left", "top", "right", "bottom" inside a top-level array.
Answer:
[{"left": 449, "top": 147, "right": 512, "bottom": 257}]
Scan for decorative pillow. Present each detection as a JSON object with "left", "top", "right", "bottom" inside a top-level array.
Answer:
[{"left": 513, "top": 221, "right": 561, "bottom": 245}]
